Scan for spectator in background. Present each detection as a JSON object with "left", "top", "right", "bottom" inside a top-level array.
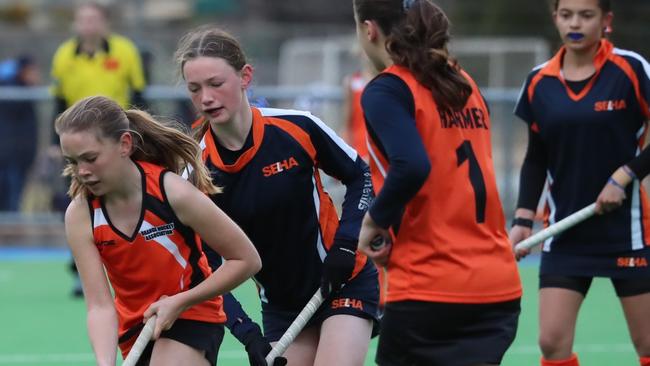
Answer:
[
  {"left": 0, "top": 55, "right": 40, "bottom": 211},
  {"left": 49, "top": 1, "right": 147, "bottom": 297},
  {"left": 50, "top": 1, "right": 146, "bottom": 117}
]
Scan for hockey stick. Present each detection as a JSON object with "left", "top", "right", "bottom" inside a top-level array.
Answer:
[
  {"left": 122, "top": 315, "right": 157, "bottom": 366},
  {"left": 514, "top": 203, "right": 596, "bottom": 252},
  {"left": 265, "top": 290, "right": 325, "bottom": 365}
]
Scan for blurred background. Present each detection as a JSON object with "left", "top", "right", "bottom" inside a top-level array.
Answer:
[
  {"left": 0, "top": 0, "right": 649, "bottom": 244},
  {"left": 0, "top": 1, "right": 648, "bottom": 365}
]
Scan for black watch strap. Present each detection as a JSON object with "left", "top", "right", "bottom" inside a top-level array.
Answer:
[{"left": 511, "top": 217, "right": 534, "bottom": 228}]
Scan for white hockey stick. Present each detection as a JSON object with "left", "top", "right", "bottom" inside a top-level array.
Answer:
[
  {"left": 265, "top": 290, "right": 325, "bottom": 365},
  {"left": 122, "top": 315, "right": 157, "bottom": 366},
  {"left": 514, "top": 203, "right": 596, "bottom": 252}
]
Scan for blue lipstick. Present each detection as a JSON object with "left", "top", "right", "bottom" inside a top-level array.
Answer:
[{"left": 567, "top": 32, "right": 584, "bottom": 41}]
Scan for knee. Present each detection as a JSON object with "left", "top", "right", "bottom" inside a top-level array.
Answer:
[{"left": 539, "top": 332, "right": 573, "bottom": 358}]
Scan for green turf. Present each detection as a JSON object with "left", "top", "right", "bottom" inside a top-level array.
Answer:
[{"left": 0, "top": 260, "right": 637, "bottom": 365}]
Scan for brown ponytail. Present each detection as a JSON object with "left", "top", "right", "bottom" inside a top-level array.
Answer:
[
  {"left": 354, "top": 0, "right": 472, "bottom": 111},
  {"left": 55, "top": 96, "right": 220, "bottom": 198}
]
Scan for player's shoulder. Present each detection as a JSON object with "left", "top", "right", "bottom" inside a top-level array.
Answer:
[
  {"left": 65, "top": 195, "right": 92, "bottom": 226},
  {"left": 524, "top": 61, "right": 548, "bottom": 82},
  {"left": 258, "top": 107, "right": 323, "bottom": 131},
  {"left": 612, "top": 47, "right": 650, "bottom": 75}
]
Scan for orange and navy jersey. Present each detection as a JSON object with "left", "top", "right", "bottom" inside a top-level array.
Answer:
[
  {"left": 197, "top": 107, "right": 374, "bottom": 311},
  {"left": 363, "top": 65, "right": 522, "bottom": 304},
  {"left": 346, "top": 71, "right": 369, "bottom": 160},
  {"left": 88, "top": 160, "right": 224, "bottom": 356},
  {"left": 515, "top": 40, "right": 650, "bottom": 254}
]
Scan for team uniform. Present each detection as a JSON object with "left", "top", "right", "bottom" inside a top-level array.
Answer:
[
  {"left": 515, "top": 40, "right": 650, "bottom": 292},
  {"left": 88, "top": 160, "right": 225, "bottom": 364},
  {"left": 196, "top": 107, "right": 379, "bottom": 341},
  {"left": 51, "top": 34, "right": 146, "bottom": 109},
  {"left": 363, "top": 65, "right": 522, "bottom": 366}
]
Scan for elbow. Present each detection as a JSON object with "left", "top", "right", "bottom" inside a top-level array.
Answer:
[
  {"left": 406, "top": 158, "right": 431, "bottom": 185},
  {"left": 248, "top": 249, "right": 262, "bottom": 276}
]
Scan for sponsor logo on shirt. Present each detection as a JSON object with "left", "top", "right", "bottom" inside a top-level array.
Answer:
[
  {"left": 616, "top": 256, "right": 648, "bottom": 268},
  {"left": 262, "top": 157, "right": 299, "bottom": 177},
  {"left": 140, "top": 223, "right": 175, "bottom": 241},
  {"left": 594, "top": 99, "right": 626, "bottom": 112},
  {"left": 331, "top": 297, "right": 364, "bottom": 310}
]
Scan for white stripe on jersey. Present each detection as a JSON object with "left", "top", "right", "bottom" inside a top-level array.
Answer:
[
  {"left": 630, "top": 180, "right": 644, "bottom": 250},
  {"left": 252, "top": 277, "right": 269, "bottom": 303},
  {"left": 259, "top": 107, "right": 358, "bottom": 161},
  {"left": 199, "top": 135, "right": 207, "bottom": 151},
  {"left": 513, "top": 61, "right": 550, "bottom": 113},
  {"left": 311, "top": 169, "right": 327, "bottom": 262},
  {"left": 614, "top": 48, "right": 650, "bottom": 84},
  {"left": 367, "top": 142, "right": 387, "bottom": 178},
  {"left": 140, "top": 220, "right": 188, "bottom": 268},
  {"left": 543, "top": 172, "right": 557, "bottom": 252},
  {"left": 93, "top": 207, "right": 109, "bottom": 229}
]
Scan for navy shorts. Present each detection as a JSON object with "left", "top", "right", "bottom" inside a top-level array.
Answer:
[
  {"left": 376, "top": 299, "right": 520, "bottom": 366},
  {"left": 539, "top": 274, "right": 650, "bottom": 297},
  {"left": 262, "top": 260, "right": 380, "bottom": 342},
  {"left": 134, "top": 319, "right": 224, "bottom": 365},
  {"left": 540, "top": 246, "right": 650, "bottom": 279}
]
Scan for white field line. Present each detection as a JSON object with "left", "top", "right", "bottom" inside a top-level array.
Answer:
[{"left": 0, "top": 344, "right": 636, "bottom": 364}]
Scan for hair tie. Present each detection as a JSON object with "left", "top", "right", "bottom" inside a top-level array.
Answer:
[{"left": 403, "top": 0, "right": 416, "bottom": 11}]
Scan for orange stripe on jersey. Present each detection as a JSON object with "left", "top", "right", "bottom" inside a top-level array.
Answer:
[
  {"left": 561, "top": 71, "right": 600, "bottom": 101},
  {"left": 191, "top": 117, "right": 204, "bottom": 130},
  {"left": 527, "top": 72, "right": 545, "bottom": 102},
  {"left": 265, "top": 116, "right": 317, "bottom": 161},
  {"left": 202, "top": 108, "right": 266, "bottom": 173},
  {"left": 312, "top": 168, "right": 367, "bottom": 277},
  {"left": 267, "top": 116, "right": 369, "bottom": 276},
  {"left": 610, "top": 54, "right": 650, "bottom": 120}
]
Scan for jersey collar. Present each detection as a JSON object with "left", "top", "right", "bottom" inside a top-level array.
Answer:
[
  {"left": 202, "top": 107, "right": 265, "bottom": 173},
  {"left": 538, "top": 39, "right": 613, "bottom": 101}
]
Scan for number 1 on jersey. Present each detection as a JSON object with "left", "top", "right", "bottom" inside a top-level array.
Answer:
[{"left": 456, "top": 140, "right": 486, "bottom": 223}]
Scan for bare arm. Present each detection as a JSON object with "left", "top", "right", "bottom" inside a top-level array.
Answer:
[
  {"left": 144, "top": 173, "right": 261, "bottom": 338},
  {"left": 64, "top": 198, "right": 118, "bottom": 366}
]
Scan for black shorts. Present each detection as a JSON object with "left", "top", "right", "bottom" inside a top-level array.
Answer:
[
  {"left": 376, "top": 299, "right": 520, "bottom": 366},
  {"left": 135, "top": 319, "right": 224, "bottom": 365},
  {"left": 540, "top": 246, "right": 650, "bottom": 279},
  {"left": 262, "top": 260, "right": 380, "bottom": 342},
  {"left": 539, "top": 274, "right": 650, "bottom": 297}
]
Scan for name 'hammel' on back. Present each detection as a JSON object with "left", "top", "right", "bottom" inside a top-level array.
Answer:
[{"left": 439, "top": 107, "right": 489, "bottom": 130}]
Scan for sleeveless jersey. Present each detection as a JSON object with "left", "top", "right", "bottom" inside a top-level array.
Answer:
[
  {"left": 88, "top": 160, "right": 225, "bottom": 356},
  {"left": 367, "top": 65, "right": 522, "bottom": 304}
]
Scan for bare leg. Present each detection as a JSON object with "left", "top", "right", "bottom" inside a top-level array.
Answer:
[
  {"left": 148, "top": 338, "right": 209, "bottom": 366},
  {"left": 314, "top": 315, "right": 373, "bottom": 366},
  {"left": 620, "top": 292, "right": 650, "bottom": 356},
  {"left": 271, "top": 326, "right": 319, "bottom": 366},
  {"left": 538, "top": 288, "right": 585, "bottom": 360}
]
